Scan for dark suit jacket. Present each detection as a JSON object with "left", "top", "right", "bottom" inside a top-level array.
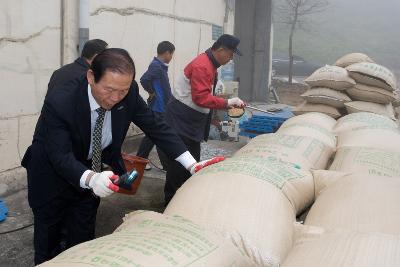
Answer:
[
  {"left": 34, "top": 57, "right": 90, "bottom": 139},
  {"left": 47, "top": 57, "right": 89, "bottom": 95},
  {"left": 22, "top": 77, "right": 187, "bottom": 208}
]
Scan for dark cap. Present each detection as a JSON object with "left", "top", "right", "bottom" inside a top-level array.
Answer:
[{"left": 215, "top": 34, "right": 242, "bottom": 56}]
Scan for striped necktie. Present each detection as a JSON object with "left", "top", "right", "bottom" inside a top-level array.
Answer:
[{"left": 92, "top": 107, "right": 106, "bottom": 172}]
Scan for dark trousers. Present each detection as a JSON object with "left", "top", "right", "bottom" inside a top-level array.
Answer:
[
  {"left": 136, "top": 136, "right": 168, "bottom": 169},
  {"left": 136, "top": 112, "right": 168, "bottom": 169},
  {"left": 31, "top": 187, "right": 100, "bottom": 265},
  {"left": 164, "top": 135, "right": 201, "bottom": 205}
]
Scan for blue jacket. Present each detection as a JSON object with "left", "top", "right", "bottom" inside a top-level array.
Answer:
[{"left": 140, "top": 57, "right": 172, "bottom": 113}]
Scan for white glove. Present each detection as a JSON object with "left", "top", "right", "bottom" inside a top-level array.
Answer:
[
  {"left": 227, "top": 97, "right": 245, "bottom": 108},
  {"left": 88, "top": 171, "right": 115, "bottom": 197}
]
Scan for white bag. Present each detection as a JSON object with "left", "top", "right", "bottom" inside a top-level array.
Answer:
[{"left": 40, "top": 211, "right": 256, "bottom": 267}]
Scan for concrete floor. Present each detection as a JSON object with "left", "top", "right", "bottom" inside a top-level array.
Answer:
[{"left": 0, "top": 136, "right": 247, "bottom": 267}]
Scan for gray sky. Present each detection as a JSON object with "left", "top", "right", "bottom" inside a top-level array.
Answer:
[{"left": 273, "top": 0, "right": 400, "bottom": 71}]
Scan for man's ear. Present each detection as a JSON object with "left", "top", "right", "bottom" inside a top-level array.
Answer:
[{"left": 87, "top": 69, "right": 95, "bottom": 85}]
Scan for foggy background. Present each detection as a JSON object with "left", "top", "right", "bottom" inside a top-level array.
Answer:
[{"left": 273, "top": 0, "right": 400, "bottom": 76}]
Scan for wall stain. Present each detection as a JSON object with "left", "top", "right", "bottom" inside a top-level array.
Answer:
[
  {"left": 0, "top": 26, "right": 60, "bottom": 46},
  {"left": 91, "top": 6, "right": 216, "bottom": 26}
]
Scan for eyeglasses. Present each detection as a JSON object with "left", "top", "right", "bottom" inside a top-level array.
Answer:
[{"left": 102, "top": 86, "right": 129, "bottom": 98}]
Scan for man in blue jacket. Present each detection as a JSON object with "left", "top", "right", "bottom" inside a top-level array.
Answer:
[{"left": 136, "top": 41, "right": 175, "bottom": 170}]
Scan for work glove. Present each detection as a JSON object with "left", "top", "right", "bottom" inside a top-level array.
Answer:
[
  {"left": 227, "top": 97, "right": 245, "bottom": 108},
  {"left": 189, "top": 156, "right": 226, "bottom": 175},
  {"left": 88, "top": 171, "right": 120, "bottom": 197}
]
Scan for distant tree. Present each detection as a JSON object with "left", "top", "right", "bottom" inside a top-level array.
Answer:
[{"left": 274, "top": 0, "right": 329, "bottom": 83}]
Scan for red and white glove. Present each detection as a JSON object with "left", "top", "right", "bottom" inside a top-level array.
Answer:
[
  {"left": 227, "top": 97, "right": 245, "bottom": 108},
  {"left": 189, "top": 156, "right": 226, "bottom": 175},
  {"left": 88, "top": 171, "right": 120, "bottom": 197}
]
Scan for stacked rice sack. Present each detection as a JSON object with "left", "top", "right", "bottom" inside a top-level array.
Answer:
[
  {"left": 39, "top": 211, "right": 256, "bottom": 267},
  {"left": 164, "top": 113, "right": 337, "bottom": 266},
  {"left": 340, "top": 53, "right": 397, "bottom": 120},
  {"left": 295, "top": 52, "right": 398, "bottom": 121},
  {"left": 40, "top": 111, "right": 400, "bottom": 267},
  {"left": 282, "top": 112, "right": 400, "bottom": 267},
  {"left": 295, "top": 65, "right": 354, "bottom": 118},
  {"left": 283, "top": 224, "right": 400, "bottom": 267},
  {"left": 40, "top": 113, "right": 337, "bottom": 267},
  {"left": 331, "top": 112, "right": 400, "bottom": 176}
]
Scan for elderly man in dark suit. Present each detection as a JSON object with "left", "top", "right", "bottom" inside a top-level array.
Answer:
[{"left": 22, "top": 48, "right": 220, "bottom": 265}]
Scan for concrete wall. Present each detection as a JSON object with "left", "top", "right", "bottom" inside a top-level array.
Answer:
[
  {"left": 89, "top": 0, "right": 234, "bottom": 98},
  {"left": 0, "top": 0, "right": 234, "bottom": 190},
  {"left": 0, "top": 0, "right": 61, "bottom": 178}
]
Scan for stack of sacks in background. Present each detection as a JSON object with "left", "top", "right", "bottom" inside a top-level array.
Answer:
[
  {"left": 295, "top": 52, "right": 399, "bottom": 121},
  {"left": 295, "top": 65, "right": 355, "bottom": 119},
  {"left": 339, "top": 53, "right": 397, "bottom": 120},
  {"left": 282, "top": 112, "right": 400, "bottom": 267},
  {"left": 39, "top": 211, "right": 256, "bottom": 267},
  {"left": 164, "top": 112, "right": 337, "bottom": 267}
]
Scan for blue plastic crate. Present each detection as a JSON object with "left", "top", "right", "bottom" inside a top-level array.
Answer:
[
  {"left": 238, "top": 107, "right": 293, "bottom": 137},
  {"left": 239, "top": 120, "right": 282, "bottom": 127},
  {"left": 240, "top": 120, "right": 280, "bottom": 131},
  {"left": 239, "top": 131, "right": 258, "bottom": 138},
  {"left": 251, "top": 116, "right": 286, "bottom": 123},
  {"left": 241, "top": 124, "right": 275, "bottom": 132},
  {"left": 0, "top": 200, "right": 8, "bottom": 222}
]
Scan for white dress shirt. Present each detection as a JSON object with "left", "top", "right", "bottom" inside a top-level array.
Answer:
[
  {"left": 80, "top": 85, "right": 112, "bottom": 188},
  {"left": 87, "top": 85, "right": 112, "bottom": 160},
  {"left": 79, "top": 85, "right": 196, "bottom": 189}
]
